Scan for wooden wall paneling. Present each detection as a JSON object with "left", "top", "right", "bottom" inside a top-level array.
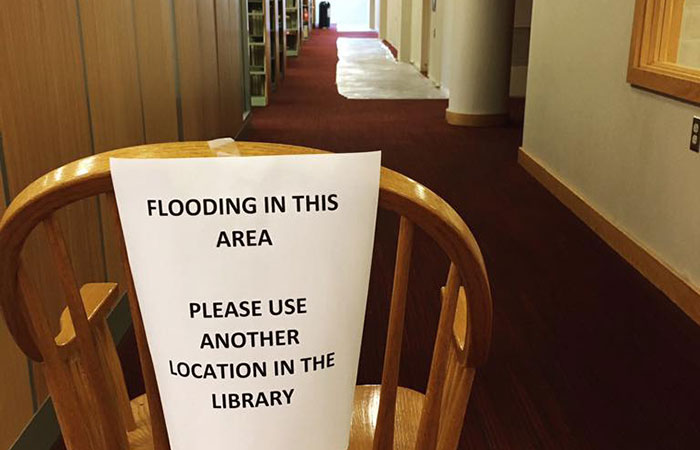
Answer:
[
  {"left": 0, "top": 322, "right": 32, "bottom": 449},
  {"left": 77, "top": 0, "right": 145, "bottom": 151},
  {"left": 0, "top": 126, "right": 33, "bottom": 450},
  {"left": 0, "top": 0, "right": 107, "bottom": 409},
  {"left": 198, "top": 0, "right": 225, "bottom": 140},
  {"left": 172, "top": 0, "right": 207, "bottom": 139},
  {"left": 216, "top": 0, "right": 245, "bottom": 137},
  {"left": 173, "top": 0, "right": 222, "bottom": 140},
  {"left": 0, "top": 132, "right": 6, "bottom": 215},
  {"left": 77, "top": 0, "right": 148, "bottom": 293},
  {"left": 0, "top": 0, "right": 106, "bottom": 332},
  {"left": 230, "top": 0, "right": 246, "bottom": 118},
  {"left": 132, "top": 0, "right": 181, "bottom": 143}
]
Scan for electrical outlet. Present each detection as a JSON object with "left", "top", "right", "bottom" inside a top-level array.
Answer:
[{"left": 691, "top": 116, "right": 700, "bottom": 153}]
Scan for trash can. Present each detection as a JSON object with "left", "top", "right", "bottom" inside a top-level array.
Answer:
[{"left": 319, "top": 2, "right": 331, "bottom": 29}]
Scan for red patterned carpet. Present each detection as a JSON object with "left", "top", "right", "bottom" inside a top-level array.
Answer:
[{"left": 239, "top": 27, "right": 700, "bottom": 449}]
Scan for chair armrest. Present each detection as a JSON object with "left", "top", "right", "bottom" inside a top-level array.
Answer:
[{"left": 55, "top": 282, "right": 120, "bottom": 348}]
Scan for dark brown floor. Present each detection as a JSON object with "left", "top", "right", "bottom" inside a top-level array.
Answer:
[
  {"left": 239, "top": 28, "right": 700, "bottom": 449},
  {"left": 110, "top": 28, "right": 700, "bottom": 450}
]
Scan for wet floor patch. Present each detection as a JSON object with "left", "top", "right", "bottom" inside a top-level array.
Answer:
[{"left": 335, "top": 38, "right": 447, "bottom": 100}]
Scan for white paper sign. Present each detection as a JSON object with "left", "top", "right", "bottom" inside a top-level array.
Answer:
[{"left": 110, "top": 152, "right": 381, "bottom": 450}]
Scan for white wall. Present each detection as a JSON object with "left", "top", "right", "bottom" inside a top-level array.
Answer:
[
  {"left": 511, "top": 0, "right": 532, "bottom": 97},
  {"left": 322, "top": 0, "right": 370, "bottom": 29},
  {"left": 409, "top": 0, "right": 430, "bottom": 71},
  {"left": 428, "top": 0, "right": 455, "bottom": 90},
  {"left": 428, "top": 0, "right": 444, "bottom": 85},
  {"left": 427, "top": 0, "right": 527, "bottom": 95},
  {"left": 439, "top": 0, "right": 455, "bottom": 90},
  {"left": 384, "top": 0, "right": 419, "bottom": 63},
  {"left": 384, "top": 0, "right": 451, "bottom": 79},
  {"left": 386, "top": 0, "right": 402, "bottom": 49},
  {"left": 410, "top": 0, "right": 422, "bottom": 62},
  {"left": 523, "top": 1, "right": 700, "bottom": 288}
]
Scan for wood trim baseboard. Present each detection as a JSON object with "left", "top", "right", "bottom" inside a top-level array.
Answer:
[
  {"left": 445, "top": 110, "right": 508, "bottom": 127},
  {"left": 518, "top": 148, "right": 700, "bottom": 325}
]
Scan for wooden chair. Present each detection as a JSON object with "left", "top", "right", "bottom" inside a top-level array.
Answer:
[{"left": 0, "top": 142, "right": 492, "bottom": 450}]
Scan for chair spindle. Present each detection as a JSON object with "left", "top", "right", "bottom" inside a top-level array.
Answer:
[
  {"left": 94, "top": 319, "right": 138, "bottom": 430},
  {"left": 373, "top": 216, "right": 415, "bottom": 450},
  {"left": 43, "top": 214, "right": 129, "bottom": 450},
  {"left": 17, "top": 264, "right": 93, "bottom": 449},
  {"left": 107, "top": 191, "right": 171, "bottom": 450},
  {"left": 414, "top": 263, "right": 461, "bottom": 450}
]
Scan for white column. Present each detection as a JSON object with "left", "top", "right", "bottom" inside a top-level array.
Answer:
[{"left": 446, "top": 0, "right": 515, "bottom": 126}]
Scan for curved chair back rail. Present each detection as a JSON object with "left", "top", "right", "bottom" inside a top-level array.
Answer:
[{"left": 0, "top": 141, "right": 492, "bottom": 450}]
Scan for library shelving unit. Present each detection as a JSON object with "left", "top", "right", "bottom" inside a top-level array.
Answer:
[
  {"left": 269, "top": 0, "right": 280, "bottom": 90},
  {"left": 285, "top": 0, "right": 301, "bottom": 56},
  {"left": 302, "top": 0, "right": 312, "bottom": 39},
  {"left": 247, "top": 0, "right": 271, "bottom": 106},
  {"left": 310, "top": 0, "right": 315, "bottom": 32},
  {"left": 277, "top": 0, "right": 287, "bottom": 80}
]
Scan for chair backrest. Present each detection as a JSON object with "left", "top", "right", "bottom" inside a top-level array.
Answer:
[{"left": 0, "top": 141, "right": 492, "bottom": 450}]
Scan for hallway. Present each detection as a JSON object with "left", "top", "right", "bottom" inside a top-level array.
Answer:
[{"left": 241, "top": 28, "right": 700, "bottom": 449}]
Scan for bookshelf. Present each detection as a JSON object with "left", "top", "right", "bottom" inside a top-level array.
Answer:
[
  {"left": 269, "top": 0, "right": 280, "bottom": 90},
  {"left": 285, "top": 0, "right": 301, "bottom": 56},
  {"left": 277, "top": 0, "right": 287, "bottom": 80},
  {"left": 302, "top": 0, "right": 312, "bottom": 39},
  {"left": 247, "top": 0, "right": 271, "bottom": 106}
]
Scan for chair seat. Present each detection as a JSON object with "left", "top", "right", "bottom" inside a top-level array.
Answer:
[
  {"left": 349, "top": 385, "right": 424, "bottom": 449},
  {"left": 125, "top": 385, "right": 425, "bottom": 449},
  {"left": 127, "top": 394, "right": 153, "bottom": 450}
]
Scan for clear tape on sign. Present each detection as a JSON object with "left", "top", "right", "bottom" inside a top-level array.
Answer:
[{"left": 208, "top": 137, "right": 241, "bottom": 157}]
